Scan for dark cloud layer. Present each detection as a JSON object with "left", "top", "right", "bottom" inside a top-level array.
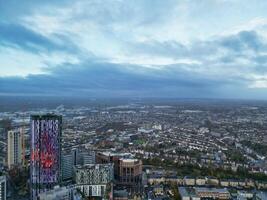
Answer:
[{"left": 0, "top": 60, "right": 244, "bottom": 98}]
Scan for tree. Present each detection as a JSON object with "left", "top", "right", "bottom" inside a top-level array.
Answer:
[
  {"left": 171, "top": 183, "right": 181, "bottom": 200},
  {"left": 0, "top": 118, "right": 12, "bottom": 131}
]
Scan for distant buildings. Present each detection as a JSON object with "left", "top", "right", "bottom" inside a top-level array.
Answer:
[
  {"left": 7, "top": 129, "right": 23, "bottom": 169},
  {"left": 30, "top": 114, "right": 62, "bottom": 200},
  {"left": 0, "top": 176, "right": 6, "bottom": 200},
  {"left": 74, "top": 163, "right": 114, "bottom": 199}
]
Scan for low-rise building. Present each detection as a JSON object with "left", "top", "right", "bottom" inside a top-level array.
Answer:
[
  {"left": 178, "top": 187, "right": 230, "bottom": 200},
  {"left": 153, "top": 185, "right": 164, "bottom": 196},
  {"left": 229, "top": 179, "right": 239, "bottom": 187},
  {"left": 237, "top": 190, "right": 253, "bottom": 199},
  {"left": 220, "top": 179, "right": 229, "bottom": 187},
  {"left": 177, "top": 177, "right": 184, "bottom": 185},
  {"left": 195, "top": 187, "right": 230, "bottom": 200},
  {"left": 165, "top": 175, "right": 178, "bottom": 184},
  {"left": 178, "top": 187, "right": 190, "bottom": 200},
  {"left": 256, "top": 181, "right": 267, "bottom": 189},
  {"left": 206, "top": 177, "right": 219, "bottom": 186},
  {"left": 238, "top": 180, "right": 246, "bottom": 187},
  {"left": 184, "top": 176, "right": 195, "bottom": 186},
  {"left": 246, "top": 179, "right": 255, "bottom": 188},
  {"left": 147, "top": 174, "right": 164, "bottom": 185},
  {"left": 196, "top": 177, "right": 206, "bottom": 186}
]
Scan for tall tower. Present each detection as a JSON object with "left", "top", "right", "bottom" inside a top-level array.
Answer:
[
  {"left": 0, "top": 176, "right": 6, "bottom": 200},
  {"left": 21, "top": 114, "right": 26, "bottom": 167},
  {"left": 7, "top": 129, "right": 23, "bottom": 169},
  {"left": 30, "top": 114, "right": 62, "bottom": 200}
]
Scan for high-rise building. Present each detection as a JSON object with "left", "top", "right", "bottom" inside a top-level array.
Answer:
[
  {"left": 30, "top": 114, "right": 62, "bottom": 200},
  {"left": 72, "top": 148, "right": 78, "bottom": 166},
  {"left": 7, "top": 129, "right": 23, "bottom": 169},
  {"left": 61, "top": 149, "right": 96, "bottom": 182},
  {"left": 61, "top": 154, "right": 73, "bottom": 181},
  {"left": 0, "top": 176, "right": 6, "bottom": 200},
  {"left": 97, "top": 152, "right": 143, "bottom": 193},
  {"left": 74, "top": 164, "right": 114, "bottom": 199},
  {"left": 118, "top": 158, "right": 142, "bottom": 190},
  {"left": 80, "top": 151, "right": 95, "bottom": 165}
]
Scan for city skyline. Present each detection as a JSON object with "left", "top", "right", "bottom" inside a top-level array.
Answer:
[{"left": 1, "top": 0, "right": 267, "bottom": 99}]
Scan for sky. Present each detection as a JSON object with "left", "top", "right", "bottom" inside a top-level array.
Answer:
[{"left": 1, "top": 0, "right": 267, "bottom": 99}]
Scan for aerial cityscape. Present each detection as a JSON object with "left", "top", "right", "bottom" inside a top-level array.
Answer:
[
  {"left": 1, "top": 0, "right": 267, "bottom": 200},
  {"left": 0, "top": 98, "right": 266, "bottom": 199}
]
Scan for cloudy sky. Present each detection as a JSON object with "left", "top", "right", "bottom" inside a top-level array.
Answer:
[{"left": 1, "top": 0, "right": 267, "bottom": 99}]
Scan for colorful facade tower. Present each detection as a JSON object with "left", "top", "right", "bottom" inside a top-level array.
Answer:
[{"left": 30, "top": 114, "right": 62, "bottom": 200}]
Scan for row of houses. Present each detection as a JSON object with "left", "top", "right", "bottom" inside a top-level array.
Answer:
[{"left": 147, "top": 174, "right": 267, "bottom": 189}]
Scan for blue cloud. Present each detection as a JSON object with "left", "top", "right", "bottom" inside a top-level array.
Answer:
[
  {"left": 0, "top": 60, "right": 245, "bottom": 98},
  {"left": 219, "top": 31, "right": 264, "bottom": 52},
  {"left": 1, "top": 0, "right": 267, "bottom": 99},
  {"left": 0, "top": 22, "right": 79, "bottom": 54}
]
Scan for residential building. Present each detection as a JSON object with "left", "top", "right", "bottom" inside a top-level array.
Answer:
[
  {"left": 7, "top": 129, "right": 23, "bottom": 169},
  {"left": 195, "top": 187, "right": 230, "bottom": 200},
  {"left": 80, "top": 151, "right": 95, "bottom": 165},
  {"left": 184, "top": 176, "right": 195, "bottom": 186},
  {"left": 62, "top": 154, "right": 74, "bottom": 181},
  {"left": 178, "top": 187, "right": 230, "bottom": 200},
  {"left": 220, "top": 179, "right": 229, "bottom": 187},
  {"left": 74, "top": 163, "right": 114, "bottom": 199},
  {"left": 30, "top": 114, "right": 62, "bottom": 200},
  {"left": 196, "top": 177, "right": 206, "bottom": 186},
  {"left": 97, "top": 152, "right": 143, "bottom": 193},
  {"left": 0, "top": 176, "right": 6, "bottom": 200}
]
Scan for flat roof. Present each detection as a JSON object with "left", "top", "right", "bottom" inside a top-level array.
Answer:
[
  {"left": 31, "top": 114, "right": 62, "bottom": 120},
  {"left": 120, "top": 158, "right": 139, "bottom": 162},
  {"left": 75, "top": 163, "right": 113, "bottom": 169},
  {"left": 101, "top": 151, "right": 132, "bottom": 156},
  {"left": 195, "top": 187, "right": 229, "bottom": 193}
]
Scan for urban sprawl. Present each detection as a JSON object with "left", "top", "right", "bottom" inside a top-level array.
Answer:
[{"left": 0, "top": 101, "right": 267, "bottom": 200}]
